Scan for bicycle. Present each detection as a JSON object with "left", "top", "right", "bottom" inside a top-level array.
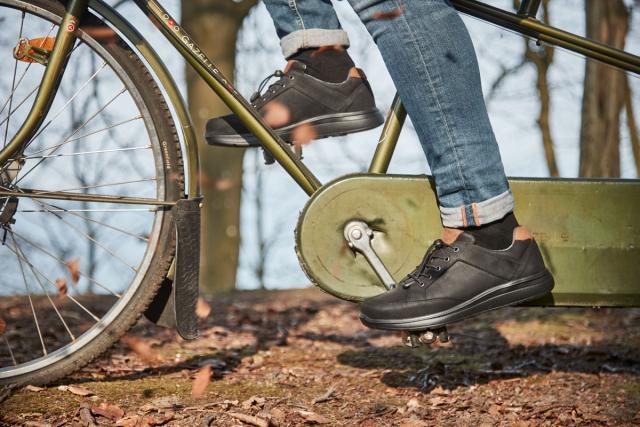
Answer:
[{"left": 0, "top": 0, "right": 638, "bottom": 386}]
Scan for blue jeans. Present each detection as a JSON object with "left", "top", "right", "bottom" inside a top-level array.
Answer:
[{"left": 263, "top": 0, "right": 513, "bottom": 228}]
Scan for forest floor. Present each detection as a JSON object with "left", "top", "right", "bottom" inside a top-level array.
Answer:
[{"left": 1, "top": 288, "right": 639, "bottom": 426}]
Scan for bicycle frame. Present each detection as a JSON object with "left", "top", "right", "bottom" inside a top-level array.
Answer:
[{"left": 2, "top": 0, "right": 640, "bottom": 202}]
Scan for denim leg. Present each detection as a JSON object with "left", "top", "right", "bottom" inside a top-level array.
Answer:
[
  {"left": 347, "top": 0, "right": 513, "bottom": 228},
  {"left": 262, "top": 0, "right": 351, "bottom": 57}
]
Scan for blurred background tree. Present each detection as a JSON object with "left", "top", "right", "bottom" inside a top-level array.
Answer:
[{"left": 182, "top": 0, "right": 257, "bottom": 294}]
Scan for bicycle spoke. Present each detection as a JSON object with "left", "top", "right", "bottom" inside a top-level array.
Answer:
[
  {"left": 25, "top": 116, "right": 144, "bottom": 157},
  {"left": 22, "top": 145, "right": 151, "bottom": 160},
  {"left": 30, "top": 201, "right": 138, "bottom": 272},
  {"left": 13, "top": 87, "right": 127, "bottom": 186},
  {"left": 18, "top": 207, "right": 158, "bottom": 213},
  {"left": 2, "top": 335, "right": 17, "bottom": 367},
  {"left": 3, "top": 11, "right": 25, "bottom": 149},
  {"left": 31, "top": 205, "right": 150, "bottom": 243},
  {"left": 23, "top": 61, "right": 109, "bottom": 152},
  {"left": 10, "top": 233, "right": 48, "bottom": 357},
  {"left": 2, "top": 238, "right": 101, "bottom": 322},
  {"left": 53, "top": 177, "right": 156, "bottom": 193},
  {"left": 9, "top": 227, "right": 121, "bottom": 298},
  {"left": 9, "top": 233, "right": 76, "bottom": 342},
  {"left": 0, "top": 84, "right": 39, "bottom": 129},
  {"left": 0, "top": 188, "right": 172, "bottom": 206}
]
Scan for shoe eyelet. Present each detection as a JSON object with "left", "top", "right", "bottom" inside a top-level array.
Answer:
[
  {"left": 419, "top": 283, "right": 425, "bottom": 287},
  {"left": 289, "top": 76, "right": 295, "bottom": 80},
  {"left": 436, "top": 266, "right": 442, "bottom": 271},
  {"left": 427, "top": 275, "right": 432, "bottom": 280},
  {"left": 453, "top": 246, "right": 460, "bottom": 252},
  {"left": 444, "top": 257, "right": 450, "bottom": 262}
]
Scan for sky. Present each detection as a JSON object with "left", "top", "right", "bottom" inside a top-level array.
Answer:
[{"left": 112, "top": 0, "right": 640, "bottom": 290}]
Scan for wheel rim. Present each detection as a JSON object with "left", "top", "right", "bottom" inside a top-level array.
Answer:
[{"left": 0, "top": 1, "right": 175, "bottom": 380}]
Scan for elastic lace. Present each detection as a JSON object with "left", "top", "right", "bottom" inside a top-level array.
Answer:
[
  {"left": 401, "top": 240, "right": 458, "bottom": 288},
  {"left": 250, "top": 70, "right": 287, "bottom": 106}
]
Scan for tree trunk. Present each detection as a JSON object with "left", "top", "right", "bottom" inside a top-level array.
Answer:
[
  {"left": 523, "top": 0, "right": 558, "bottom": 177},
  {"left": 579, "top": 0, "right": 629, "bottom": 177},
  {"left": 182, "top": 0, "right": 256, "bottom": 294}
]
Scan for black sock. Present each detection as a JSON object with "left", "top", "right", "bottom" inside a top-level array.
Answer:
[
  {"left": 464, "top": 212, "right": 519, "bottom": 250},
  {"left": 289, "top": 47, "right": 354, "bottom": 83}
]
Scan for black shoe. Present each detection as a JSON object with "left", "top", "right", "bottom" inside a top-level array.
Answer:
[
  {"left": 359, "top": 230, "right": 554, "bottom": 331},
  {"left": 205, "top": 62, "right": 384, "bottom": 147}
]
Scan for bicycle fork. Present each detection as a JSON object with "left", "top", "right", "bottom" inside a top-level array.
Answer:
[{"left": 0, "top": 0, "right": 88, "bottom": 167}]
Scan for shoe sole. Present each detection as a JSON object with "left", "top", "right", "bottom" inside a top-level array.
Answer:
[
  {"left": 359, "top": 270, "right": 554, "bottom": 331},
  {"left": 205, "top": 110, "right": 385, "bottom": 147}
]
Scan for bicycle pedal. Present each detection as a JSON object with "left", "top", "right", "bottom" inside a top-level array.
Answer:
[
  {"left": 13, "top": 36, "right": 55, "bottom": 65},
  {"left": 402, "top": 327, "right": 449, "bottom": 347},
  {"left": 261, "top": 142, "right": 302, "bottom": 165}
]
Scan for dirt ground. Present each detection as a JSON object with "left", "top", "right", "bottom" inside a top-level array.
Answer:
[{"left": 1, "top": 288, "right": 639, "bottom": 426}]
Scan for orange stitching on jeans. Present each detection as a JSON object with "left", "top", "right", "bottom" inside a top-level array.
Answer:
[{"left": 472, "top": 203, "right": 480, "bottom": 226}]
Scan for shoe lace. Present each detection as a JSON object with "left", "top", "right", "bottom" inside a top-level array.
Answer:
[
  {"left": 401, "top": 240, "right": 458, "bottom": 289},
  {"left": 250, "top": 70, "right": 287, "bottom": 106}
]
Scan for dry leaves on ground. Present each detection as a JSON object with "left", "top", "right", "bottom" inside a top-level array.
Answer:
[
  {"left": 58, "top": 385, "right": 93, "bottom": 396},
  {"left": 228, "top": 412, "right": 269, "bottom": 427},
  {"left": 91, "top": 402, "right": 124, "bottom": 421},
  {"left": 297, "top": 410, "right": 331, "bottom": 424}
]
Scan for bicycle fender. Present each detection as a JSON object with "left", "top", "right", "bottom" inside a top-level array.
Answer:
[{"left": 145, "top": 198, "right": 202, "bottom": 339}]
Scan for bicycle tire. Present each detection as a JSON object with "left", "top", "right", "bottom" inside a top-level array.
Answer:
[{"left": 0, "top": 0, "right": 184, "bottom": 386}]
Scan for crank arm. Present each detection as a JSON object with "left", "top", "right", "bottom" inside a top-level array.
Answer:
[{"left": 344, "top": 220, "right": 395, "bottom": 290}]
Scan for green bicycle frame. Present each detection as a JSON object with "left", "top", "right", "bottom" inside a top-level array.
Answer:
[{"left": 2, "top": 0, "right": 640, "bottom": 199}]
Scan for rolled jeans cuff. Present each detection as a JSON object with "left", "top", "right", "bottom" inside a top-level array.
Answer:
[
  {"left": 439, "top": 190, "right": 515, "bottom": 228},
  {"left": 281, "top": 29, "right": 351, "bottom": 58}
]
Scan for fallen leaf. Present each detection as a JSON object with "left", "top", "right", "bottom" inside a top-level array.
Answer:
[
  {"left": 241, "top": 395, "right": 266, "bottom": 410},
  {"left": 59, "top": 385, "right": 93, "bottom": 396},
  {"left": 54, "top": 278, "right": 67, "bottom": 297},
  {"left": 115, "top": 415, "right": 139, "bottom": 427},
  {"left": 228, "top": 412, "right": 269, "bottom": 427},
  {"left": 263, "top": 101, "right": 291, "bottom": 128},
  {"left": 312, "top": 387, "right": 336, "bottom": 404},
  {"left": 91, "top": 402, "right": 124, "bottom": 421},
  {"left": 65, "top": 258, "right": 81, "bottom": 284},
  {"left": 406, "top": 397, "right": 421, "bottom": 410},
  {"left": 191, "top": 365, "right": 211, "bottom": 397},
  {"left": 270, "top": 407, "right": 286, "bottom": 426},
  {"left": 25, "top": 385, "right": 45, "bottom": 392},
  {"left": 399, "top": 420, "right": 428, "bottom": 427},
  {"left": 291, "top": 123, "right": 317, "bottom": 147},
  {"left": 488, "top": 403, "right": 502, "bottom": 416},
  {"left": 121, "top": 335, "right": 160, "bottom": 363},
  {"left": 79, "top": 404, "right": 97, "bottom": 427},
  {"left": 0, "top": 317, "right": 6, "bottom": 334},
  {"left": 372, "top": 6, "right": 404, "bottom": 20},
  {"left": 297, "top": 410, "right": 331, "bottom": 424},
  {"left": 196, "top": 297, "right": 212, "bottom": 319},
  {"left": 142, "top": 411, "right": 175, "bottom": 426}
]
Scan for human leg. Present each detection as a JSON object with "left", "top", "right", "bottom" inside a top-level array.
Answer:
[
  {"left": 206, "top": 0, "right": 384, "bottom": 147},
  {"left": 344, "top": 0, "right": 553, "bottom": 328}
]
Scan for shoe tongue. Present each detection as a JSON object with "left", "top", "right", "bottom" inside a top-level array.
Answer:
[
  {"left": 283, "top": 60, "right": 306, "bottom": 74},
  {"left": 453, "top": 232, "right": 476, "bottom": 245}
]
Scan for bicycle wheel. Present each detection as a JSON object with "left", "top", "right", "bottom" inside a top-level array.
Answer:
[{"left": 0, "top": 0, "right": 184, "bottom": 386}]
